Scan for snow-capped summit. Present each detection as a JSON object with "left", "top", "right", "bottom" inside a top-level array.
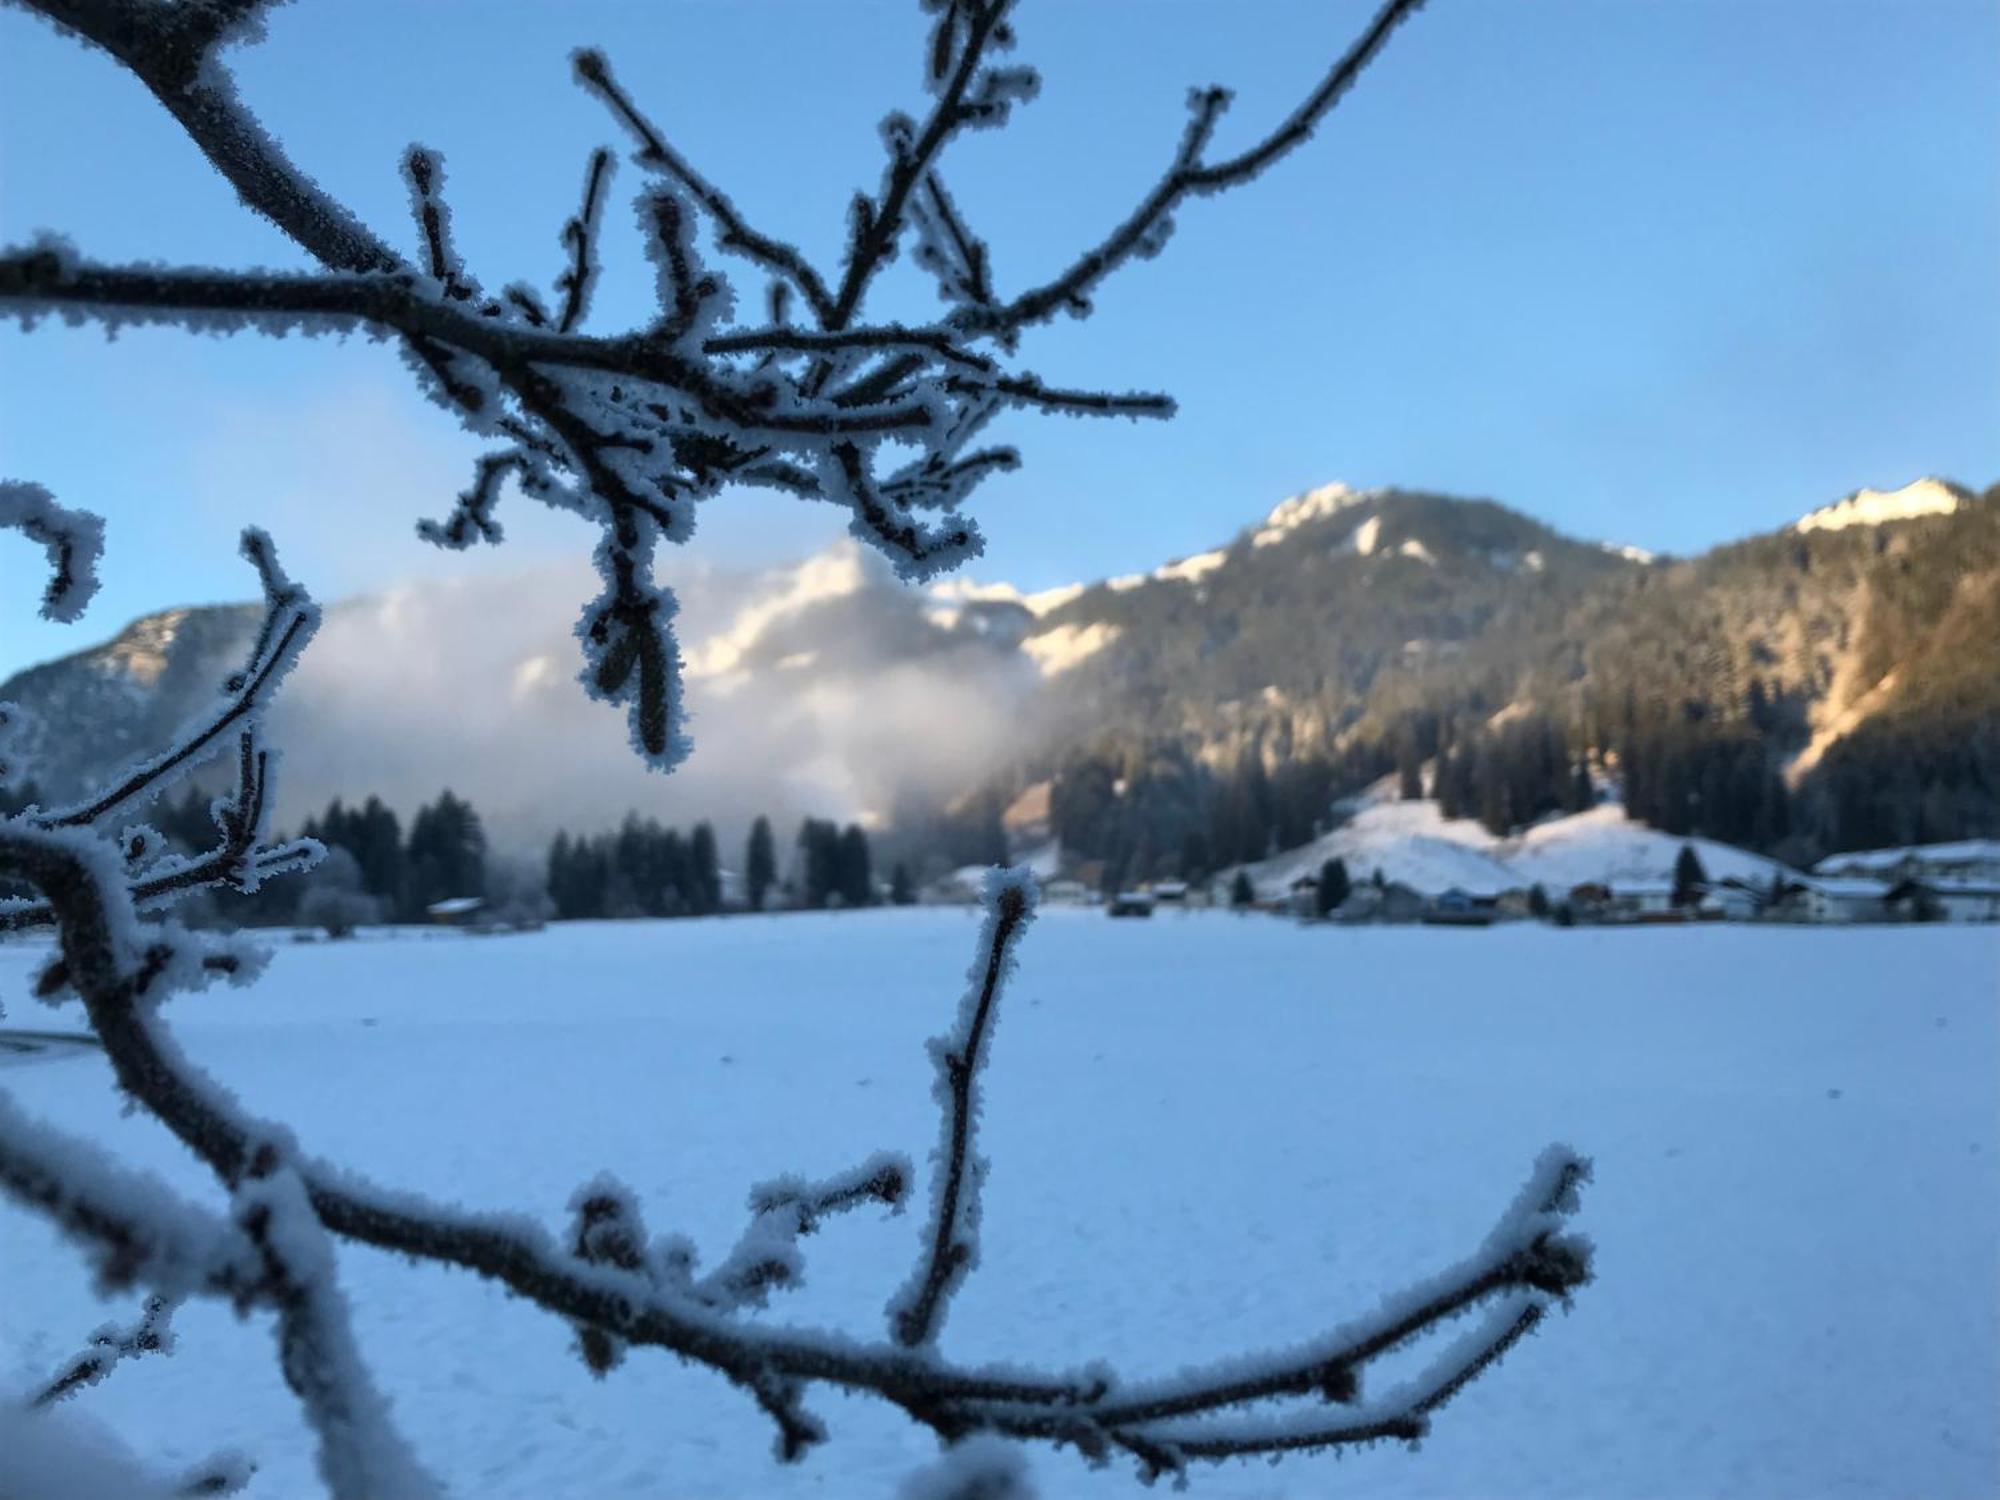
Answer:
[
  {"left": 1793, "top": 478, "right": 1968, "bottom": 534},
  {"left": 1251, "top": 481, "right": 1374, "bottom": 548}
]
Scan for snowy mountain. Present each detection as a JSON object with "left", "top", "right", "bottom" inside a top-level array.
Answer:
[{"left": 4, "top": 475, "right": 1994, "bottom": 864}]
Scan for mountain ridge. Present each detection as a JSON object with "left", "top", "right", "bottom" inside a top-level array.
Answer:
[{"left": 4, "top": 476, "right": 1994, "bottom": 871}]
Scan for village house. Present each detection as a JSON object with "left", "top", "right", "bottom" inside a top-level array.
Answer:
[
  {"left": 1772, "top": 876, "right": 1890, "bottom": 924},
  {"left": 1813, "top": 839, "right": 2000, "bottom": 887},
  {"left": 1884, "top": 878, "right": 2000, "bottom": 924},
  {"left": 1039, "top": 877, "right": 1093, "bottom": 906},
  {"left": 1606, "top": 883, "right": 1677, "bottom": 922},
  {"left": 1425, "top": 888, "right": 1498, "bottom": 926}
]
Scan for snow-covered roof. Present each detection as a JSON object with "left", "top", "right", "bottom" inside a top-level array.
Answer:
[
  {"left": 1813, "top": 839, "right": 2000, "bottom": 876},
  {"left": 1902, "top": 878, "right": 2000, "bottom": 898},
  {"left": 426, "top": 896, "right": 485, "bottom": 916},
  {"left": 1799, "top": 877, "right": 1891, "bottom": 899}
]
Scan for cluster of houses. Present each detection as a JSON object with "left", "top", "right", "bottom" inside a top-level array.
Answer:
[{"left": 989, "top": 838, "right": 2000, "bottom": 927}]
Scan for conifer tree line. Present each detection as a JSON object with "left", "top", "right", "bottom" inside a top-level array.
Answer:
[
  {"left": 1040, "top": 700, "right": 1824, "bottom": 888},
  {"left": 114, "top": 783, "right": 928, "bottom": 928},
  {"left": 545, "top": 813, "right": 912, "bottom": 920},
  {"left": 546, "top": 815, "right": 723, "bottom": 920},
  {"left": 141, "top": 785, "right": 490, "bottom": 927}
]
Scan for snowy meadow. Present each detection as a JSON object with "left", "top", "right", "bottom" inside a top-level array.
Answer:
[{"left": 3, "top": 912, "right": 1996, "bottom": 1499}]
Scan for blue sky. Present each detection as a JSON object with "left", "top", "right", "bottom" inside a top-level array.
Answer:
[{"left": 2, "top": 0, "right": 1995, "bottom": 678}]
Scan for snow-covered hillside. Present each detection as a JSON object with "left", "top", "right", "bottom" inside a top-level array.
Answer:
[
  {"left": 1793, "top": 477, "right": 1967, "bottom": 533},
  {"left": 2, "top": 915, "right": 1993, "bottom": 1498},
  {"left": 1240, "top": 792, "right": 1791, "bottom": 896}
]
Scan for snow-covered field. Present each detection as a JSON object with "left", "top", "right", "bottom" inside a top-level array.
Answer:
[{"left": 3, "top": 912, "right": 1996, "bottom": 1499}]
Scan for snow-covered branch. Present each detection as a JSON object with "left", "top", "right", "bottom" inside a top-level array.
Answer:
[
  {"left": 890, "top": 868, "right": 1035, "bottom": 1348},
  {"left": 0, "top": 478, "right": 103, "bottom": 623}
]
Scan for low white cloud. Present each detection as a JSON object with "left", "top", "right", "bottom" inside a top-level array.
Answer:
[{"left": 263, "top": 541, "right": 1042, "bottom": 852}]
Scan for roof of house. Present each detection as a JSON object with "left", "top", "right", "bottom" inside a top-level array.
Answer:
[
  {"left": 1813, "top": 839, "right": 2000, "bottom": 876},
  {"left": 1798, "top": 877, "right": 1891, "bottom": 899}
]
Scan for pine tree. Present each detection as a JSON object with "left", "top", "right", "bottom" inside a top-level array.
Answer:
[
  {"left": 690, "top": 821, "right": 721, "bottom": 914},
  {"left": 746, "top": 815, "right": 777, "bottom": 912},
  {"left": 890, "top": 862, "right": 915, "bottom": 906},
  {"left": 1315, "top": 858, "right": 1350, "bottom": 917},
  {"left": 1671, "top": 843, "right": 1708, "bottom": 908},
  {"left": 405, "top": 789, "right": 487, "bottom": 918},
  {"left": 1566, "top": 760, "right": 1594, "bottom": 814},
  {"left": 796, "top": 818, "right": 840, "bottom": 908},
  {"left": 1230, "top": 870, "right": 1256, "bottom": 909},
  {"left": 837, "top": 824, "right": 873, "bottom": 908}
]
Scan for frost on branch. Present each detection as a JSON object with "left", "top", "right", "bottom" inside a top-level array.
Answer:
[
  {"left": 1, "top": 478, "right": 103, "bottom": 622},
  {"left": 889, "top": 866, "right": 1036, "bottom": 1348},
  {"left": 0, "top": 2, "right": 1599, "bottom": 1494},
  {"left": 0, "top": 0, "right": 1422, "bottom": 769}
]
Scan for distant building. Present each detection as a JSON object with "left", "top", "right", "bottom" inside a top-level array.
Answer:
[
  {"left": 1566, "top": 882, "right": 1612, "bottom": 921},
  {"left": 1151, "top": 879, "right": 1190, "bottom": 905},
  {"left": 1884, "top": 878, "right": 2000, "bottom": 924},
  {"left": 1040, "top": 878, "right": 1093, "bottom": 906},
  {"left": 1606, "top": 883, "right": 1676, "bottom": 921},
  {"left": 1107, "top": 891, "right": 1155, "bottom": 918},
  {"left": 1288, "top": 874, "right": 1320, "bottom": 918},
  {"left": 918, "top": 873, "right": 982, "bottom": 906},
  {"left": 425, "top": 895, "right": 486, "bottom": 926},
  {"left": 1814, "top": 840, "right": 2000, "bottom": 887},
  {"left": 1702, "top": 885, "right": 1762, "bottom": 922},
  {"left": 1773, "top": 877, "right": 1889, "bottom": 924},
  {"left": 1424, "top": 888, "right": 1497, "bottom": 926}
]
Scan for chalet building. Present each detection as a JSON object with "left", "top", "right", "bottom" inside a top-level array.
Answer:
[
  {"left": 1772, "top": 877, "right": 1890, "bottom": 924},
  {"left": 1424, "top": 888, "right": 1498, "bottom": 926},
  {"left": 1884, "top": 878, "right": 2000, "bottom": 924},
  {"left": 1606, "top": 883, "right": 1676, "bottom": 921},
  {"left": 1288, "top": 874, "right": 1320, "bottom": 918},
  {"left": 1813, "top": 840, "right": 2000, "bottom": 887},
  {"left": 1702, "top": 885, "right": 1762, "bottom": 922}
]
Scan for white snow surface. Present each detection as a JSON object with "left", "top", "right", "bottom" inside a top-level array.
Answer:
[
  {"left": 1242, "top": 795, "right": 1794, "bottom": 897},
  {"left": 1794, "top": 478, "right": 1966, "bottom": 534},
  {"left": 2, "top": 915, "right": 1994, "bottom": 1498}
]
